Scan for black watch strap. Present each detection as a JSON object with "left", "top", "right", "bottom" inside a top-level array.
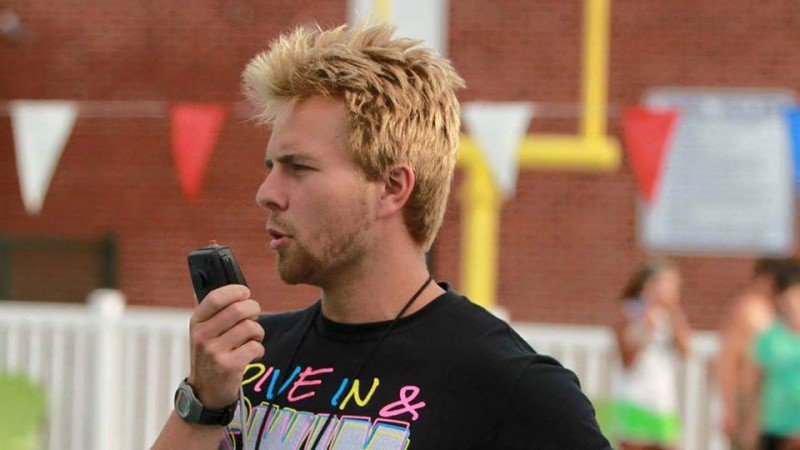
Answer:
[
  {"left": 176, "top": 378, "right": 239, "bottom": 426},
  {"left": 197, "top": 402, "right": 237, "bottom": 426}
]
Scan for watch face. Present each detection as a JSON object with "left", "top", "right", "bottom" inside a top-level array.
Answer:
[{"left": 176, "top": 389, "right": 193, "bottom": 417}]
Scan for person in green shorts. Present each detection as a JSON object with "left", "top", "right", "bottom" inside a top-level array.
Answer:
[
  {"left": 752, "top": 260, "right": 800, "bottom": 450},
  {"left": 611, "top": 261, "right": 693, "bottom": 450}
]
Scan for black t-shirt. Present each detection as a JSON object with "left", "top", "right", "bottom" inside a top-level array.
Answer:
[{"left": 221, "top": 284, "right": 611, "bottom": 449}]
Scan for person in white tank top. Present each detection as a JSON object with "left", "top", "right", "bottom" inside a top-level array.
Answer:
[{"left": 611, "top": 261, "right": 693, "bottom": 450}]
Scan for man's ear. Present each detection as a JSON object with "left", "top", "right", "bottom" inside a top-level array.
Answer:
[{"left": 378, "top": 163, "right": 415, "bottom": 219}]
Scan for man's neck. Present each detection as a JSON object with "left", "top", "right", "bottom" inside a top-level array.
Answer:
[{"left": 317, "top": 245, "right": 445, "bottom": 324}]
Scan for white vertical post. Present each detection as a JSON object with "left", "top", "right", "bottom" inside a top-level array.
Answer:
[
  {"left": 5, "top": 322, "right": 20, "bottom": 372},
  {"left": 48, "top": 324, "right": 66, "bottom": 450},
  {"left": 89, "top": 289, "right": 125, "bottom": 450},
  {"left": 123, "top": 329, "right": 139, "bottom": 450},
  {"left": 683, "top": 353, "right": 705, "bottom": 450},
  {"left": 167, "top": 332, "right": 184, "bottom": 416},
  {"left": 28, "top": 321, "right": 44, "bottom": 381},
  {"left": 583, "top": 346, "right": 603, "bottom": 398},
  {"left": 71, "top": 327, "right": 88, "bottom": 450},
  {"left": 559, "top": 345, "right": 579, "bottom": 373},
  {"left": 143, "top": 331, "right": 160, "bottom": 445},
  {"left": 707, "top": 383, "right": 729, "bottom": 450}
]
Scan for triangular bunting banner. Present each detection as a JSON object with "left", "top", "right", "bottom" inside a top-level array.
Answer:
[
  {"left": 462, "top": 102, "right": 534, "bottom": 195},
  {"left": 11, "top": 100, "right": 78, "bottom": 214},
  {"left": 170, "top": 104, "right": 227, "bottom": 202},
  {"left": 788, "top": 108, "right": 800, "bottom": 193},
  {"left": 622, "top": 107, "right": 677, "bottom": 204}
]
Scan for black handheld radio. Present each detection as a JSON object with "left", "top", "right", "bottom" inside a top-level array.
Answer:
[{"left": 187, "top": 241, "right": 248, "bottom": 302}]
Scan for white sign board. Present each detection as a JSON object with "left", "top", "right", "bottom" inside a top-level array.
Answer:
[{"left": 640, "top": 89, "right": 795, "bottom": 255}]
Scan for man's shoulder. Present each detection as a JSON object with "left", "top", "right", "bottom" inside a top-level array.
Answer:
[
  {"left": 444, "top": 293, "right": 536, "bottom": 350},
  {"left": 493, "top": 354, "right": 611, "bottom": 448},
  {"left": 430, "top": 291, "right": 546, "bottom": 372},
  {"left": 440, "top": 291, "right": 516, "bottom": 333},
  {"left": 440, "top": 294, "right": 597, "bottom": 400},
  {"left": 468, "top": 312, "right": 610, "bottom": 448}
]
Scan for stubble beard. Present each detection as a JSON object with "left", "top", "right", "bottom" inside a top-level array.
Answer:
[
  {"left": 275, "top": 240, "right": 325, "bottom": 285},
  {"left": 276, "top": 213, "right": 372, "bottom": 286}
]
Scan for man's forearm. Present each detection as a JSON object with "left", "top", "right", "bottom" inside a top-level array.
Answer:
[
  {"left": 717, "top": 318, "right": 746, "bottom": 418},
  {"left": 716, "top": 338, "right": 740, "bottom": 416},
  {"left": 717, "top": 354, "right": 737, "bottom": 417},
  {"left": 740, "top": 362, "right": 761, "bottom": 420},
  {"left": 151, "top": 411, "right": 225, "bottom": 450}
]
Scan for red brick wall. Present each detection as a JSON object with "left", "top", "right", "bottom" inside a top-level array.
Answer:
[{"left": 1, "top": 0, "right": 798, "bottom": 329}]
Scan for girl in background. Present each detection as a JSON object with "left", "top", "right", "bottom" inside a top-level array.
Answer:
[
  {"left": 750, "top": 261, "right": 800, "bottom": 450},
  {"left": 611, "top": 261, "right": 692, "bottom": 450}
]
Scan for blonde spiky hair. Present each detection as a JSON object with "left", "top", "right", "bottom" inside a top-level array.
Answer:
[{"left": 242, "top": 23, "right": 465, "bottom": 251}]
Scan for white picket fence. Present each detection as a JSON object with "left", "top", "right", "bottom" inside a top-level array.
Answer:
[{"left": 0, "top": 290, "right": 727, "bottom": 449}]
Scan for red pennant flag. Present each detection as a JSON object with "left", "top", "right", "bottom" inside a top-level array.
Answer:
[
  {"left": 622, "top": 107, "right": 677, "bottom": 204},
  {"left": 170, "top": 104, "right": 227, "bottom": 202}
]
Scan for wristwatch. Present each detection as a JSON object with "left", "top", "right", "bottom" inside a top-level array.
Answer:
[{"left": 174, "top": 378, "right": 238, "bottom": 426}]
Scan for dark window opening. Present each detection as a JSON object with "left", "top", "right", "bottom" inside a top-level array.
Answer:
[{"left": 0, "top": 235, "right": 117, "bottom": 303}]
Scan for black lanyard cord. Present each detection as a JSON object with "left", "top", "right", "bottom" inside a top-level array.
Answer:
[{"left": 298, "top": 275, "right": 435, "bottom": 448}]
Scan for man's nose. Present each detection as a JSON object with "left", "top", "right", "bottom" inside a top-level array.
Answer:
[{"left": 255, "top": 173, "right": 286, "bottom": 212}]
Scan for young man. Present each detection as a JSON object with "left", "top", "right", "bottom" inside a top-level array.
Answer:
[
  {"left": 154, "top": 23, "right": 610, "bottom": 449},
  {"left": 717, "top": 258, "right": 784, "bottom": 448},
  {"left": 750, "top": 260, "right": 800, "bottom": 450}
]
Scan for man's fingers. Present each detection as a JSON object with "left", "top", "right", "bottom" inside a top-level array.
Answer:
[
  {"left": 229, "top": 340, "right": 266, "bottom": 368},
  {"left": 213, "top": 319, "right": 265, "bottom": 353},
  {"left": 192, "top": 285, "right": 251, "bottom": 323},
  {"left": 193, "top": 299, "right": 261, "bottom": 344}
]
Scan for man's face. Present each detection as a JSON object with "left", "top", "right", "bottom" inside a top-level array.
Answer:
[{"left": 256, "top": 96, "right": 378, "bottom": 285}]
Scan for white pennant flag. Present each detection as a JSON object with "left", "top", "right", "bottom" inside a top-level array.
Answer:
[
  {"left": 11, "top": 100, "right": 78, "bottom": 214},
  {"left": 348, "top": 0, "right": 449, "bottom": 56},
  {"left": 463, "top": 102, "right": 534, "bottom": 195}
]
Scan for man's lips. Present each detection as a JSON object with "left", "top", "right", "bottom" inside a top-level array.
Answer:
[{"left": 267, "top": 227, "right": 293, "bottom": 250}]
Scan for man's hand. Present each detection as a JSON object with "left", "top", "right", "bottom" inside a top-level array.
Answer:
[
  {"left": 187, "top": 285, "right": 265, "bottom": 409},
  {"left": 152, "top": 286, "right": 264, "bottom": 449}
]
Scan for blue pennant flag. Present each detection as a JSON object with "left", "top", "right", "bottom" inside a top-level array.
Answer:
[{"left": 788, "top": 108, "right": 800, "bottom": 193}]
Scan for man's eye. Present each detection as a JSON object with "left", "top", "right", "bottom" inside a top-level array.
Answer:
[{"left": 292, "top": 164, "right": 311, "bottom": 171}]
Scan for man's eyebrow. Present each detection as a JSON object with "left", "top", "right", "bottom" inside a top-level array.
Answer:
[{"left": 265, "top": 153, "right": 315, "bottom": 168}]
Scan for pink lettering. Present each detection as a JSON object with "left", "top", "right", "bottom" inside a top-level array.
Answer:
[
  {"left": 286, "top": 367, "right": 333, "bottom": 402},
  {"left": 253, "top": 367, "right": 274, "bottom": 393},
  {"left": 379, "top": 385, "right": 426, "bottom": 421}
]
